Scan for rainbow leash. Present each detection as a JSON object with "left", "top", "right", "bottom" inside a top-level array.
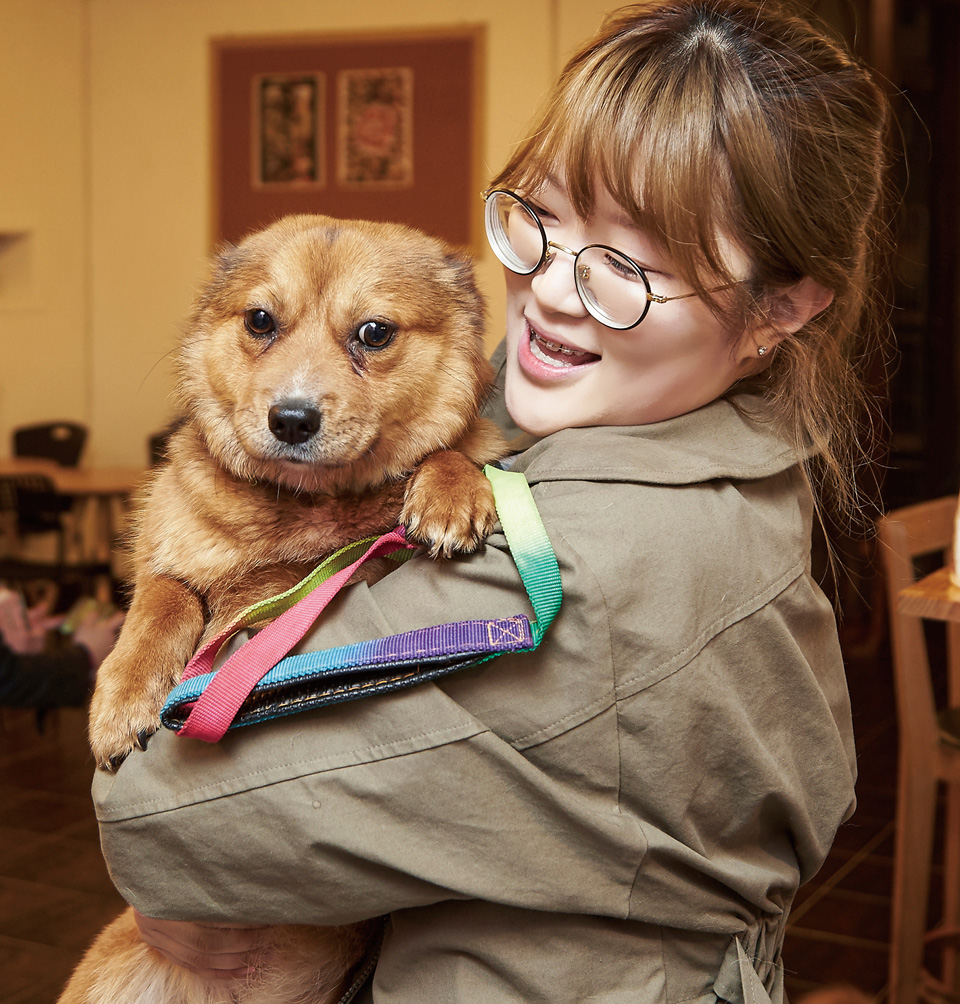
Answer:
[{"left": 160, "top": 466, "right": 561, "bottom": 741}]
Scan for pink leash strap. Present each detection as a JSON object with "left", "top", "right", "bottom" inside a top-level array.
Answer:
[{"left": 176, "top": 528, "right": 414, "bottom": 741}]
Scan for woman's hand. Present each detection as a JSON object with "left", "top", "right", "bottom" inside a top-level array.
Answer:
[
  {"left": 0, "top": 588, "right": 62, "bottom": 654},
  {"left": 72, "top": 607, "right": 125, "bottom": 673},
  {"left": 133, "top": 910, "right": 270, "bottom": 979}
]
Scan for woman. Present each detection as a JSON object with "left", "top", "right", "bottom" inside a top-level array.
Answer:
[{"left": 91, "top": 3, "right": 890, "bottom": 1000}]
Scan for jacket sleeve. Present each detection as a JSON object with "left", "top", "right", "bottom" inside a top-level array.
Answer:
[
  {"left": 93, "top": 525, "right": 646, "bottom": 926},
  {"left": 93, "top": 470, "right": 853, "bottom": 937}
]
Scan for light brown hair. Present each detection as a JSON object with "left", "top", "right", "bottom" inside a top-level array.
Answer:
[{"left": 491, "top": 0, "right": 892, "bottom": 528}]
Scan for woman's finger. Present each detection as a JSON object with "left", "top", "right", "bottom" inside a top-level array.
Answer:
[{"left": 133, "top": 910, "right": 268, "bottom": 975}]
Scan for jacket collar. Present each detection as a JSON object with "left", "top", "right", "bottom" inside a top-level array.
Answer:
[{"left": 506, "top": 395, "right": 808, "bottom": 487}]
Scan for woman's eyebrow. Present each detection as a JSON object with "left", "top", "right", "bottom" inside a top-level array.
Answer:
[{"left": 535, "top": 176, "right": 652, "bottom": 242}]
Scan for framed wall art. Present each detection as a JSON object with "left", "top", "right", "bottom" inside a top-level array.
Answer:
[
  {"left": 211, "top": 27, "right": 484, "bottom": 250},
  {"left": 255, "top": 73, "right": 325, "bottom": 186}
]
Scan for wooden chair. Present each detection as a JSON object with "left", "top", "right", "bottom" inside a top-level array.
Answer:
[
  {"left": 877, "top": 497, "right": 960, "bottom": 1004},
  {"left": 0, "top": 474, "right": 112, "bottom": 601},
  {"left": 147, "top": 416, "right": 185, "bottom": 467},
  {"left": 13, "top": 421, "right": 87, "bottom": 467},
  {"left": 0, "top": 473, "right": 72, "bottom": 563}
]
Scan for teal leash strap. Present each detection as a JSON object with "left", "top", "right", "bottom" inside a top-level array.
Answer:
[{"left": 483, "top": 464, "right": 562, "bottom": 642}]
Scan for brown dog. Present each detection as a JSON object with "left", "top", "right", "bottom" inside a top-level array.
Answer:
[{"left": 60, "top": 213, "right": 506, "bottom": 1003}]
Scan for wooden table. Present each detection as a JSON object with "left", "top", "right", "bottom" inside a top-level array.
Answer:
[
  {"left": 899, "top": 566, "right": 960, "bottom": 624},
  {"left": 0, "top": 458, "right": 147, "bottom": 565},
  {"left": 0, "top": 458, "right": 145, "bottom": 496}
]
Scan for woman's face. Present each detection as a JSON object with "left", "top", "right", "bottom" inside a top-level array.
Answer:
[{"left": 502, "top": 179, "right": 760, "bottom": 437}]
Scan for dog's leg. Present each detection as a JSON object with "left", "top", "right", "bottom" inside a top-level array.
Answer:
[
  {"left": 452, "top": 416, "right": 511, "bottom": 468},
  {"left": 401, "top": 418, "right": 506, "bottom": 558},
  {"left": 88, "top": 575, "right": 206, "bottom": 770}
]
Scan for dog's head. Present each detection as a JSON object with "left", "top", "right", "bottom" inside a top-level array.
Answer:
[{"left": 177, "top": 214, "right": 491, "bottom": 494}]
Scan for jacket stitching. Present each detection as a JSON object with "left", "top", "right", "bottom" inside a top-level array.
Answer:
[
  {"left": 510, "top": 521, "right": 617, "bottom": 749},
  {"left": 96, "top": 720, "right": 483, "bottom": 817},
  {"left": 525, "top": 454, "right": 796, "bottom": 480},
  {"left": 615, "top": 558, "right": 806, "bottom": 698},
  {"left": 512, "top": 557, "right": 806, "bottom": 750}
]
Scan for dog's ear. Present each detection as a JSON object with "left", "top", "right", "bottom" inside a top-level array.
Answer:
[
  {"left": 440, "top": 251, "right": 486, "bottom": 325},
  {"left": 190, "top": 242, "right": 247, "bottom": 320},
  {"left": 209, "top": 241, "right": 244, "bottom": 286}
]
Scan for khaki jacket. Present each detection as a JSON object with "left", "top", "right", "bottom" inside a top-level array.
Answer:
[{"left": 93, "top": 393, "right": 856, "bottom": 1004}]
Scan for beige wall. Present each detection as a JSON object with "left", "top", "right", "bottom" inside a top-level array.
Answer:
[
  {"left": 0, "top": 0, "right": 614, "bottom": 467},
  {"left": 0, "top": 0, "right": 89, "bottom": 452}
]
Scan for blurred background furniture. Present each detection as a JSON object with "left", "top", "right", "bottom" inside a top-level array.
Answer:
[
  {"left": 0, "top": 473, "right": 74, "bottom": 565},
  {"left": 4, "top": 420, "right": 92, "bottom": 596},
  {"left": 147, "top": 417, "right": 185, "bottom": 467},
  {"left": 0, "top": 449, "right": 144, "bottom": 606},
  {"left": 13, "top": 421, "right": 87, "bottom": 468},
  {"left": 147, "top": 430, "right": 170, "bottom": 468},
  {"left": 877, "top": 496, "right": 960, "bottom": 1004},
  {"left": 0, "top": 472, "right": 112, "bottom": 603}
]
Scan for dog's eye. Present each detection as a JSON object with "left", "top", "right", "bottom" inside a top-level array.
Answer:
[
  {"left": 355, "top": 320, "right": 396, "bottom": 349},
  {"left": 244, "top": 308, "right": 277, "bottom": 338}
]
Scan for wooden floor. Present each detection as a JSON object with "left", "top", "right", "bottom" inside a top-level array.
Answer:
[
  {"left": 0, "top": 707, "right": 126, "bottom": 1003},
  {"left": 0, "top": 631, "right": 924, "bottom": 1002},
  {"left": 783, "top": 631, "right": 899, "bottom": 998}
]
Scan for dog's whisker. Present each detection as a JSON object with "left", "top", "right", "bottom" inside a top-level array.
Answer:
[{"left": 139, "top": 346, "right": 179, "bottom": 394}]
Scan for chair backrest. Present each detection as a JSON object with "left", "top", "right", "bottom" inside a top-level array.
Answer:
[
  {"left": 13, "top": 422, "right": 87, "bottom": 467},
  {"left": 0, "top": 474, "right": 69, "bottom": 532},
  {"left": 877, "top": 496, "right": 958, "bottom": 758},
  {"left": 147, "top": 416, "right": 186, "bottom": 467}
]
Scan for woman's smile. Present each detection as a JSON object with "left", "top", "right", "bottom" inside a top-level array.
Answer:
[
  {"left": 502, "top": 182, "right": 758, "bottom": 437},
  {"left": 519, "top": 321, "right": 601, "bottom": 380}
]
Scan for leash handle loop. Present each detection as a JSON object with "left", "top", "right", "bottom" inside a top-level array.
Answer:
[{"left": 164, "top": 467, "right": 560, "bottom": 740}]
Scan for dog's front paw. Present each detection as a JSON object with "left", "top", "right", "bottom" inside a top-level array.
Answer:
[
  {"left": 88, "top": 680, "right": 163, "bottom": 771},
  {"left": 402, "top": 451, "right": 497, "bottom": 558}
]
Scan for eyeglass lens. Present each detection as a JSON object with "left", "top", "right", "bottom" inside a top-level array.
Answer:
[
  {"left": 485, "top": 191, "right": 546, "bottom": 273},
  {"left": 484, "top": 190, "right": 650, "bottom": 329},
  {"left": 575, "top": 247, "right": 649, "bottom": 329}
]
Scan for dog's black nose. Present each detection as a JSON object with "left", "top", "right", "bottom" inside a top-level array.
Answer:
[{"left": 268, "top": 402, "right": 322, "bottom": 445}]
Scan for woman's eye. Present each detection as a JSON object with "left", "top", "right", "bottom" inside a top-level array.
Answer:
[
  {"left": 602, "top": 253, "right": 643, "bottom": 280},
  {"left": 528, "top": 201, "right": 558, "bottom": 224},
  {"left": 244, "top": 308, "right": 277, "bottom": 338},
  {"left": 355, "top": 320, "right": 397, "bottom": 348}
]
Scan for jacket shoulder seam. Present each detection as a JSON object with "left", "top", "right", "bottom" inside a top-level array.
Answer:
[{"left": 614, "top": 558, "right": 807, "bottom": 701}]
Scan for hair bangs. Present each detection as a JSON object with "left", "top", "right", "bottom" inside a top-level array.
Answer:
[
  {"left": 493, "top": 25, "right": 749, "bottom": 315},
  {"left": 488, "top": 0, "right": 893, "bottom": 531}
]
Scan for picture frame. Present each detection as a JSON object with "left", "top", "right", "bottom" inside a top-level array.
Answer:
[
  {"left": 337, "top": 67, "right": 413, "bottom": 188},
  {"left": 254, "top": 73, "right": 325, "bottom": 187},
  {"left": 211, "top": 27, "right": 484, "bottom": 251}
]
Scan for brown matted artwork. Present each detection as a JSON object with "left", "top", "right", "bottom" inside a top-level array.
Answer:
[
  {"left": 255, "top": 73, "right": 325, "bottom": 187},
  {"left": 212, "top": 27, "right": 483, "bottom": 250},
  {"left": 338, "top": 67, "right": 413, "bottom": 188}
]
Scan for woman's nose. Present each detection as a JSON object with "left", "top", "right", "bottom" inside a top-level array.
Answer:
[{"left": 531, "top": 245, "right": 588, "bottom": 318}]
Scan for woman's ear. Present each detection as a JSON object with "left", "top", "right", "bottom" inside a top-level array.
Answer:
[{"left": 755, "top": 276, "right": 834, "bottom": 349}]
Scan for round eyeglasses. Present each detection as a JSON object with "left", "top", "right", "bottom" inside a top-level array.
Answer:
[{"left": 483, "top": 188, "right": 717, "bottom": 330}]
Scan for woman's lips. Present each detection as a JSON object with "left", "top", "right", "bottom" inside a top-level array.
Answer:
[{"left": 518, "top": 323, "right": 600, "bottom": 381}]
